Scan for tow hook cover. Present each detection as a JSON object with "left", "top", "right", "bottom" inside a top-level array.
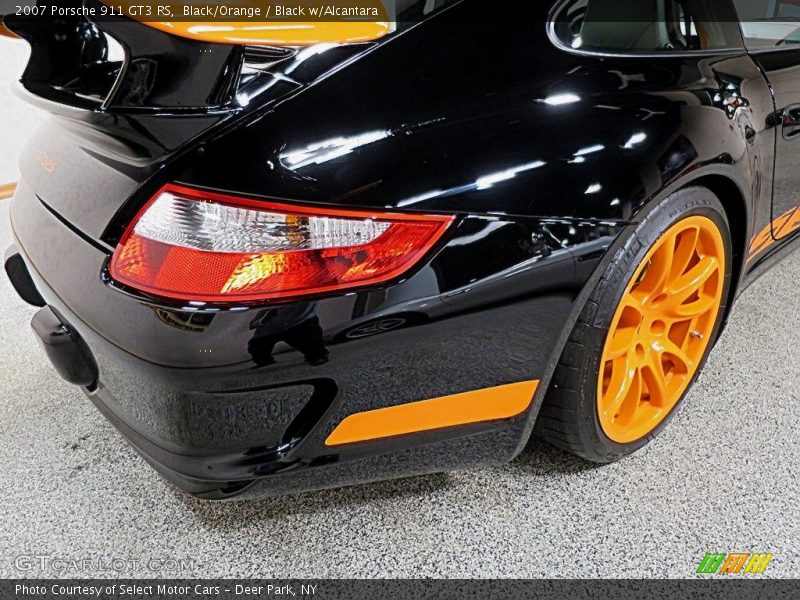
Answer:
[
  {"left": 31, "top": 306, "right": 98, "bottom": 387},
  {"left": 4, "top": 246, "right": 46, "bottom": 307}
]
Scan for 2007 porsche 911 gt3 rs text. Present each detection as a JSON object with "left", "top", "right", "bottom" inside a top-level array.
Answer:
[{"left": 3, "top": 0, "right": 800, "bottom": 499}]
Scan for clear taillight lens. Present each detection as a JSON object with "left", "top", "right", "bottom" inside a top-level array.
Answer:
[{"left": 109, "top": 185, "right": 454, "bottom": 303}]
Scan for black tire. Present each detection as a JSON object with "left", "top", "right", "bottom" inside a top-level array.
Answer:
[{"left": 535, "top": 187, "right": 733, "bottom": 463}]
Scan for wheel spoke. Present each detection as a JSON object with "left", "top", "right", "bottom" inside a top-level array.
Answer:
[
  {"left": 666, "top": 292, "right": 717, "bottom": 320},
  {"left": 639, "top": 234, "right": 676, "bottom": 297},
  {"left": 615, "top": 367, "right": 643, "bottom": 424},
  {"left": 670, "top": 226, "right": 699, "bottom": 280},
  {"left": 619, "top": 293, "right": 645, "bottom": 318},
  {"left": 659, "top": 339, "right": 693, "bottom": 374},
  {"left": 603, "top": 351, "right": 636, "bottom": 416},
  {"left": 641, "top": 353, "right": 668, "bottom": 407},
  {"left": 607, "top": 325, "right": 637, "bottom": 359},
  {"left": 667, "top": 256, "right": 720, "bottom": 301},
  {"left": 606, "top": 297, "right": 643, "bottom": 359}
]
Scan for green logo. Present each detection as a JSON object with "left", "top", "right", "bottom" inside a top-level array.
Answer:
[{"left": 696, "top": 552, "right": 773, "bottom": 574}]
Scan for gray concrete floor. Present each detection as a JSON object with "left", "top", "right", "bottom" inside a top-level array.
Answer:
[{"left": 0, "top": 39, "right": 798, "bottom": 579}]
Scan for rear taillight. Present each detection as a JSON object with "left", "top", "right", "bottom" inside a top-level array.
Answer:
[{"left": 109, "top": 185, "right": 454, "bottom": 303}]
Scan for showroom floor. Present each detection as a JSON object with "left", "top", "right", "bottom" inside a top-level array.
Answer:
[{"left": 0, "top": 40, "right": 798, "bottom": 579}]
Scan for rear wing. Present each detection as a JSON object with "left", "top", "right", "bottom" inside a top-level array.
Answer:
[
  {"left": 0, "top": 0, "right": 454, "bottom": 114},
  {"left": 3, "top": 1, "right": 251, "bottom": 113}
]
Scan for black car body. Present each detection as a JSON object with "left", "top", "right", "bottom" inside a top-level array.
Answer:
[{"left": 3, "top": 0, "right": 800, "bottom": 499}]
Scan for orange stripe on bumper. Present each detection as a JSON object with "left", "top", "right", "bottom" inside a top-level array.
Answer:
[
  {"left": 0, "top": 182, "right": 18, "bottom": 201},
  {"left": 325, "top": 380, "right": 539, "bottom": 446},
  {"left": 747, "top": 205, "right": 800, "bottom": 262}
]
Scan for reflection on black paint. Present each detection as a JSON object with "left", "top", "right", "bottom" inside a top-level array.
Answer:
[
  {"left": 153, "top": 308, "right": 215, "bottom": 333},
  {"left": 657, "top": 135, "right": 698, "bottom": 183},
  {"left": 248, "top": 304, "right": 329, "bottom": 366}
]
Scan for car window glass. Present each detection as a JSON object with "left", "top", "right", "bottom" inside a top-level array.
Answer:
[
  {"left": 733, "top": 0, "right": 800, "bottom": 48},
  {"left": 551, "top": 0, "right": 744, "bottom": 53}
]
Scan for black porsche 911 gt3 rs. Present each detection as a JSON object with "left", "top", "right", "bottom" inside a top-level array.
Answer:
[{"left": 2, "top": 0, "right": 800, "bottom": 499}]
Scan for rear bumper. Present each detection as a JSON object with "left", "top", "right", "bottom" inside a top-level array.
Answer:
[{"left": 7, "top": 178, "right": 624, "bottom": 499}]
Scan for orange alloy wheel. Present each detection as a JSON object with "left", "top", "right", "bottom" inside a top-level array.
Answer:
[{"left": 597, "top": 215, "right": 726, "bottom": 443}]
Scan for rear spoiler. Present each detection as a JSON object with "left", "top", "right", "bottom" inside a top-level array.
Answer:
[
  {"left": 0, "top": 0, "right": 394, "bottom": 114},
  {"left": 0, "top": 13, "right": 19, "bottom": 38},
  {"left": 2, "top": 1, "right": 245, "bottom": 113}
]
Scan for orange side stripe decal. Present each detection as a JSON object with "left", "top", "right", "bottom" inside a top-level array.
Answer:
[
  {"left": 748, "top": 205, "right": 800, "bottom": 263},
  {"left": 325, "top": 380, "right": 539, "bottom": 446},
  {"left": 0, "top": 182, "right": 18, "bottom": 201}
]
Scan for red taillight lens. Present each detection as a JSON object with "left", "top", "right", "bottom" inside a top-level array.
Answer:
[{"left": 109, "top": 185, "right": 454, "bottom": 303}]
